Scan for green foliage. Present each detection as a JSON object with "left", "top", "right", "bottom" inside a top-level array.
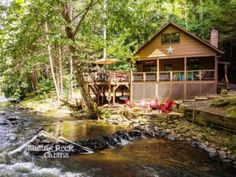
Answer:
[
  {"left": 38, "top": 79, "right": 53, "bottom": 95},
  {"left": 101, "top": 109, "right": 111, "bottom": 119},
  {"left": 0, "top": 0, "right": 236, "bottom": 99},
  {"left": 209, "top": 97, "right": 236, "bottom": 118},
  {"left": 209, "top": 97, "right": 236, "bottom": 108},
  {"left": 220, "top": 89, "right": 228, "bottom": 95}
]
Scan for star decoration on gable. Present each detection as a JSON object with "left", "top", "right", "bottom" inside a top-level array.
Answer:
[{"left": 166, "top": 46, "right": 174, "bottom": 54}]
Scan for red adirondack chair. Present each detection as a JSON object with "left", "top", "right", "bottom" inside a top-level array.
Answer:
[
  {"left": 160, "top": 98, "right": 174, "bottom": 113},
  {"left": 125, "top": 99, "right": 132, "bottom": 108}
]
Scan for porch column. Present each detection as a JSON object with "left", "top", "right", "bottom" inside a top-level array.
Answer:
[
  {"left": 156, "top": 59, "right": 159, "bottom": 82},
  {"left": 156, "top": 59, "right": 159, "bottom": 98},
  {"left": 184, "top": 57, "right": 187, "bottom": 99}
]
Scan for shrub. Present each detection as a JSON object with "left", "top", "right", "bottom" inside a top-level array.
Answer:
[{"left": 220, "top": 89, "right": 228, "bottom": 95}]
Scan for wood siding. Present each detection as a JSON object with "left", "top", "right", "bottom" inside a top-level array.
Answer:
[
  {"left": 137, "top": 25, "right": 217, "bottom": 60},
  {"left": 132, "top": 82, "right": 216, "bottom": 100}
]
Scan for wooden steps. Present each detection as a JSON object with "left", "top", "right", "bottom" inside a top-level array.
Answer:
[{"left": 89, "top": 84, "right": 101, "bottom": 98}]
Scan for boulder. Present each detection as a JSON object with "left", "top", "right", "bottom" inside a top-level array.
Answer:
[
  {"left": 206, "top": 147, "right": 217, "bottom": 158},
  {"left": 0, "top": 120, "right": 9, "bottom": 125},
  {"left": 128, "top": 130, "right": 142, "bottom": 138},
  {"left": 166, "top": 134, "right": 176, "bottom": 141},
  {"left": 7, "top": 116, "right": 19, "bottom": 121},
  {"left": 0, "top": 111, "right": 6, "bottom": 115},
  {"left": 222, "top": 158, "right": 232, "bottom": 163},
  {"left": 198, "top": 143, "right": 208, "bottom": 150},
  {"left": 161, "top": 122, "right": 167, "bottom": 127},
  {"left": 103, "top": 136, "right": 117, "bottom": 146},
  {"left": 218, "top": 150, "right": 227, "bottom": 159},
  {"left": 9, "top": 134, "right": 17, "bottom": 141},
  {"left": 155, "top": 130, "right": 167, "bottom": 137},
  {"left": 191, "top": 141, "right": 200, "bottom": 148}
]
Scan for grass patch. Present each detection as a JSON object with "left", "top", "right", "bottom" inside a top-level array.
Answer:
[{"left": 209, "top": 97, "right": 236, "bottom": 118}]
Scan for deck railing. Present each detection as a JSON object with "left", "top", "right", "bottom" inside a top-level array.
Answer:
[
  {"left": 132, "top": 70, "right": 215, "bottom": 82},
  {"left": 84, "top": 70, "right": 215, "bottom": 83},
  {"left": 83, "top": 71, "right": 130, "bottom": 83}
]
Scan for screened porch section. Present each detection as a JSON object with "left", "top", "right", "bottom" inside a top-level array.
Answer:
[{"left": 131, "top": 57, "right": 217, "bottom": 100}]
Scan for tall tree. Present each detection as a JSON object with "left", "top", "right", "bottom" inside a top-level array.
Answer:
[
  {"left": 44, "top": 21, "right": 60, "bottom": 102},
  {"left": 61, "top": 0, "right": 100, "bottom": 118}
]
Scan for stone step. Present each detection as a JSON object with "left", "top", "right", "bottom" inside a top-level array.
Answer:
[{"left": 194, "top": 96, "right": 208, "bottom": 101}]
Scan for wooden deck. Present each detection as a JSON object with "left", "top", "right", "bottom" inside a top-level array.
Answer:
[
  {"left": 83, "top": 72, "right": 130, "bottom": 104},
  {"left": 84, "top": 69, "right": 217, "bottom": 104}
]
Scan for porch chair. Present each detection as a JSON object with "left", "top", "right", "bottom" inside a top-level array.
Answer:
[
  {"left": 125, "top": 99, "right": 132, "bottom": 108},
  {"left": 160, "top": 98, "right": 174, "bottom": 113}
]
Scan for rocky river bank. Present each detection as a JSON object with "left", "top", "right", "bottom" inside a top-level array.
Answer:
[
  {"left": 102, "top": 107, "right": 236, "bottom": 168},
  {"left": 0, "top": 101, "right": 236, "bottom": 177}
]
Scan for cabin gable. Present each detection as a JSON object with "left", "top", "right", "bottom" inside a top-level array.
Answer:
[{"left": 137, "top": 24, "right": 220, "bottom": 60}]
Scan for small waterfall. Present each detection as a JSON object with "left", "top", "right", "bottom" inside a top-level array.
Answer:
[
  {"left": 8, "top": 131, "right": 94, "bottom": 156},
  {"left": 8, "top": 129, "right": 148, "bottom": 156}
]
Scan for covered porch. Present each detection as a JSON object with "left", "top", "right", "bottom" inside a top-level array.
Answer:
[{"left": 131, "top": 56, "right": 217, "bottom": 100}]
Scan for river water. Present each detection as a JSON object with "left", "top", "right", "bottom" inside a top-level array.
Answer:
[{"left": 0, "top": 98, "right": 235, "bottom": 177}]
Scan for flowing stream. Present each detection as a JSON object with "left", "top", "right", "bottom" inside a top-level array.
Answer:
[{"left": 0, "top": 97, "right": 235, "bottom": 177}]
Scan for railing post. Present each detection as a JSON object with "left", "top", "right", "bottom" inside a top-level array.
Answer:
[
  {"left": 170, "top": 71, "right": 173, "bottom": 82},
  {"left": 143, "top": 72, "right": 146, "bottom": 82},
  {"left": 199, "top": 70, "right": 202, "bottom": 81}
]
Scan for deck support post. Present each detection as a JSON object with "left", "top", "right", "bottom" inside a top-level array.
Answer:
[
  {"left": 184, "top": 57, "right": 187, "bottom": 99},
  {"left": 108, "top": 83, "right": 111, "bottom": 105},
  {"left": 112, "top": 86, "right": 116, "bottom": 104},
  {"left": 112, "top": 84, "right": 121, "bottom": 104}
]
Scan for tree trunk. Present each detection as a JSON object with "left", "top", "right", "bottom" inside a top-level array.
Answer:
[
  {"left": 45, "top": 22, "right": 60, "bottom": 102},
  {"left": 61, "top": 1, "right": 99, "bottom": 119},
  {"left": 71, "top": 46, "right": 99, "bottom": 119},
  {"left": 69, "top": 55, "right": 73, "bottom": 99},
  {"left": 58, "top": 46, "right": 63, "bottom": 96},
  {"left": 31, "top": 69, "right": 38, "bottom": 92}
]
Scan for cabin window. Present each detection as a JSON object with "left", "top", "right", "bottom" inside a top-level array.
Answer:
[
  {"left": 142, "top": 60, "right": 156, "bottom": 72},
  {"left": 187, "top": 58, "right": 200, "bottom": 70},
  {"left": 143, "top": 66, "right": 156, "bottom": 72},
  {"left": 164, "top": 64, "right": 173, "bottom": 71},
  {"left": 161, "top": 32, "right": 180, "bottom": 44}
]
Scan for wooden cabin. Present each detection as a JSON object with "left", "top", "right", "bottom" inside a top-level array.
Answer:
[
  {"left": 131, "top": 22, "right": 223, "bottom": 101},
  {"left": 84, "top": 22, "right": 224, "bottom": 104}
]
